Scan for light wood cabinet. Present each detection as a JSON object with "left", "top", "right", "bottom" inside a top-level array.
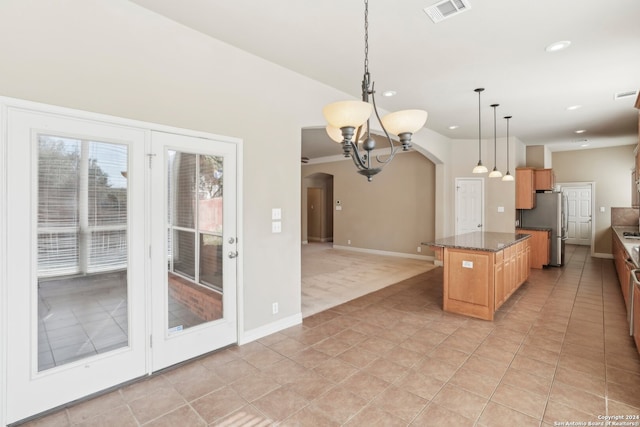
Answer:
[
  {"left": 534, "top": 168, "right": 554, "bottom": 191},
  {"left": 517, "top": 228, "right": 550, "bottom": 269},
  {"left": 443, "top": 237, "right": 530, "bottom": 320},
  {"left": 613, "top": 233, "right": 633, "bottom": 315},
  {"left": 516, "top": 168, "right": 536, "bottom": 209},
  {"left": 635, "top": 93, "right": 640, "bottom": 177},
  {"left": 634, "top": 281, "right": 640, "bottom": 352},
  {"left": 633, "top": 169, "right": 639, "bottom": 208}
]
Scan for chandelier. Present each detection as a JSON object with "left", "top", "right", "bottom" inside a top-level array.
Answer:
[{"left": 322, "top": 0, "right": 428, "bottom": 181}]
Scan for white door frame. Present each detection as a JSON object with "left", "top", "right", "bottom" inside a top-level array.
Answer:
[
  {"left": 558, "top": 181, "right": 596, "bottom": 257},
  {"left": 149, "top": 131, "right": 238, "bottom": 371},
  {"left": 454, "top": 177, "right": 484, "bottom": 236},
  {"left": 0, "top": 96, "right": 243, "bottom": 425}
]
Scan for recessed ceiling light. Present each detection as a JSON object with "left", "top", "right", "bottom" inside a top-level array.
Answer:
[
  {"left": 574, "top": 129, "right": 586, "bottom": 134},
  {"left": 545, "top": 40, "right": 571, "bottom": 52},
  {"left": 448, "top": 125, "right": 459, "bottom": 130},
  {"left": 381, "top": 90, "right": 396, "bottom": 97},
  {"left": 566, "top": 105, "right": 582, "bottom": 111}
]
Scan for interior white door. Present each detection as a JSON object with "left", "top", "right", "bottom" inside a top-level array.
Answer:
[
  {"left": 5, "top": 108, "right": 147, "bottom": 423},
  {"left": 150, "top": 131, "right": 237, "bottom": 371},
  {"left": 455, "top": 178, "right": 484, "bottom": 235},
  {"left": 564, "top": 186, "right": 592, "bottom": 245}
]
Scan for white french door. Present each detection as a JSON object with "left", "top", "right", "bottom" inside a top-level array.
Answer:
[
  {"left": 563, "top": 184, "right": 592, "bottom": 246},
  {"left": 149, "top": 131, "right": 237, "bottom": 371},
  {"left": 455, "top": 178, "right": 484, "bottom": 235},
  {"left": 3, "top": 106, "right": 239, "bottom": 424},
  {"left": 5, "top": 108, "right": 148, "bottom": 423}
]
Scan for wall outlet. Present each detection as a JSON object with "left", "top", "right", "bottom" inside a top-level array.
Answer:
[
  {"left": 272, "top": 302, "right": 279, "bottom": 314},
  {"left": 347, "top": 239, "right": 351, "bottom": 245},
  {"left": 417, "top": 246, "right": 422, "bottom": 253}
]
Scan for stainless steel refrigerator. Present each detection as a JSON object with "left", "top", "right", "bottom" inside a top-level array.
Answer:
[{"left": 520, "top": 192, "right": 568, "bottom": 266}]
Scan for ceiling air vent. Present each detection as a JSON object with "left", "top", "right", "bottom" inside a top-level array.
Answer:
[
  {"left": 614, "top": 90, "right": 638, "bottom": 101},
  {"left": 424, "top": 0, "right": 471, "bottom": 23}
]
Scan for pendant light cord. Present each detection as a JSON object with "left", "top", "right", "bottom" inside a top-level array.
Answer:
[
  {"left": 492, "top": 104, "right": 499, "bottom": 166},
  {"left": 505, "top": 116, "right": 512, "bottom": 170},
  {"left": 477, "top": 89, "right": 482, "bottom": 160},
  {"left": 364, "top": 0, "right": 369, "bottom": 76}
]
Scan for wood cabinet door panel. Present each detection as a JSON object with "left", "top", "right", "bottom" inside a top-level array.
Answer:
[{"left": 446, "top": 251, "right": 490, "bottom": 307}]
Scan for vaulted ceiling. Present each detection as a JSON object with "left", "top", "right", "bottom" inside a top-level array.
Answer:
[{"left": 131, "top": 0, "right": 640, "bottom": 158}]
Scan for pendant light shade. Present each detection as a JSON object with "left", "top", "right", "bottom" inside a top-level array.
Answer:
[
  {"left": 473, "top": 88, "right": 488, "bottom": 174},
  {"left": 381, "top": 110, "right": 429, "bottom": 136},
  {"left": 326, "top": 125, "right": 344, "bottom": 143},
  {"left": 488, "top": 103, "right": 502, "bottom": 178},
  {"left": 322, "top": 100, "right": 373, "bottom": 130},
  {"left": 502, "top": 115, "right": 515, "bottom": 181}
]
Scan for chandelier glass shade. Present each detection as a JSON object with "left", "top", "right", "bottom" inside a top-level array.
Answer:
[
  {"left": 472, "top": 88, "right": 488, "bottom": 174},
  {"left": 321, "top": 0, "right": 428, "bottom": 181}
]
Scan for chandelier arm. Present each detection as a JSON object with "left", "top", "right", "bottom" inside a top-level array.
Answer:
[
  {"left": 369, "top": 83, "right": 398, "bottom": 165},
  {"left": 348, "top": 141, "right": 369, "bottom": 171}
]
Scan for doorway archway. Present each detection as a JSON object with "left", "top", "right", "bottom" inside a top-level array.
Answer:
[{"left": 302, "top": 172, "right": 334, "bottom": 244}]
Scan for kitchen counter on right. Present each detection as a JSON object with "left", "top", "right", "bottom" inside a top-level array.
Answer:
[{"left": 612, "top": 226, "right": 640, "bottom": 267}]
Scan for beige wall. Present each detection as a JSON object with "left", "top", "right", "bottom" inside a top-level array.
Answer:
[
  {"left": 526, "top": 145, "right": 552, "bottom": 168},
  {"left": 0, "top": 0, "right": 450, "bottom": 335},
  {"left": 448, "top": 137, "right": 526, "bottom": 233},
  {"left": 553, "top": 145, "right": 636, "bottom": 255},
  {"left": 302, "top": 152, "right": 436, "bottom": 256}
]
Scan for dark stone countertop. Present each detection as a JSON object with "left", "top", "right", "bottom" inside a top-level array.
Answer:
[
  {"left": 423, "top": 231, "right": 531, "bottom": 253},
  {"left": 517, "top": 226, "right": 552, "bottom": 232}
]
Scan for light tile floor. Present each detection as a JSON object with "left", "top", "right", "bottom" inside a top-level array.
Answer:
[
  {"left": 38, "top": 271, "right": 206, "bottom": 371},
  {"left": 21, "top": 244, "right": 640, "bottom": 426}
]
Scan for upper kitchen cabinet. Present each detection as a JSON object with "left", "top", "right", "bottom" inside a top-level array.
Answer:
[
  {"left": 534, "top": 168, "right": 555, "bottom": 191},
  {"left": 516, "top": 168, "right": 536, "bottom": 209},
  {"left": 636, "top": 93, "right": 640, "bottom": 177}
]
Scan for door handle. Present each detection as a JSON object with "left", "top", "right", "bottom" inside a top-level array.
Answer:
[
  {"left": 228, "top": 251, "right": 238, "bottom": 259},
  {"left": 477, "top": 224, "right": 483, "bottom": 228}
]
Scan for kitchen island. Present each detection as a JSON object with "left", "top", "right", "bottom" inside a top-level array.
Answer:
[{"left": 424, "top": 232, "right": 531, "bottom": 321}]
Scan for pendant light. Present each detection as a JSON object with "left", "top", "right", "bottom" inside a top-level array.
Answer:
[
  {"left": 322, "top": 0, "right": 428, "bottom": 182},
  {"left": 502, "top": 115, "right": 515, "bottom": 181},
  {"left": 488, "top": 103, "right": 502, "bottom": 178},
  {"left": 472, "top": 88, "right": 488, "bottom": 173}
]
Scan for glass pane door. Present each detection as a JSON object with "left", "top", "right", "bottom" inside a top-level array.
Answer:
[
  {"left": 38, "top": 136, "right": 129, "bottom": 371},
  {"left": 150, "top": 131, "right": 237, "bottom": 371},
  {"left": 167, "top": 150, "right": 224, "bottom": 332},
  {"left": 5, "top": 109, "right": 147, "bottom": 424}
]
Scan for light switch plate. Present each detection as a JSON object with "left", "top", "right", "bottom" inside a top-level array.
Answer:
[
  {"left": 272, "top": 208, "right": 282, "bottom": 220},
  {"left": 272, "top": 221, "right": 282, "bottom": 233}
]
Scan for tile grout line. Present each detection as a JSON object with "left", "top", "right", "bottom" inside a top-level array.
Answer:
[{"left": 537, "top": 248, "right": 586, "bottom": 426}]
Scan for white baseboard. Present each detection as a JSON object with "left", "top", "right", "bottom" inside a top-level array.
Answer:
[
  {"left": 238, "top": 313, "right": 302, "bottom": 345},
  {"left": 332, "top": 245, "right": 433, "bottom": 261},
  {"left": 592, "top": 252, "right": 614, "bottom": 259}
]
